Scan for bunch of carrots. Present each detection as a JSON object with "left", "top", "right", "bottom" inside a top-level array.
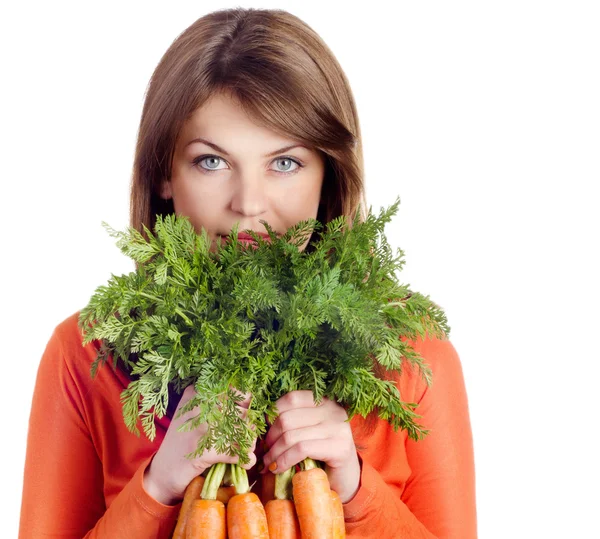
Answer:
[{"left": 173, "top": 459, "right": 345, "bottom": 538}]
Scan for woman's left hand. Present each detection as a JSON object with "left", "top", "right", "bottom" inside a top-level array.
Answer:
[{"left": 261, "top": 390, "right": 361, "bottom": 503}]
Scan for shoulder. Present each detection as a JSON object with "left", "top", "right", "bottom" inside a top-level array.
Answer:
[
  {"left": 397, "top": 333, "right": 465, "bottom": 405},
  {"left": 409, "top": 333, "right": 462, "bottom": 379},
  {"left": 46, "top": 310, "right": 93, "bottom": 359},
  {"left": 40, "top": 311, "right": 102, "bottom": 385},
  {"left": 51, "top": 310, "right": 87, "bottom": 349}
]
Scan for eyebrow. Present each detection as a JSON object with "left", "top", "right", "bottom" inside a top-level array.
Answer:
[{"left": 185, "top": 137, "right": 309, "bottom": 158}]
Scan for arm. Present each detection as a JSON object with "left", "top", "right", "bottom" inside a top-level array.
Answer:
[
  {"left": 19, "top": 325, "right": 181, "bottom": 539},
  {"left": 342, "top": 337, "right": 477, "bottom": 538}
]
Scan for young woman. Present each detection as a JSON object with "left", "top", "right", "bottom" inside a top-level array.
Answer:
[{"left": 19, "top": 8, "right": 476, "bottom": 538}]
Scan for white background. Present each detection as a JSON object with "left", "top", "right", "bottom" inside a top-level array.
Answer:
[{"left": 2, "top": 1, "right": 599, "bottom": 537}]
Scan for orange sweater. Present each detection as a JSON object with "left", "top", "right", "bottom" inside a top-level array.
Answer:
[{"left": 19, "top": 311, "right": 476, "bottom": 538}]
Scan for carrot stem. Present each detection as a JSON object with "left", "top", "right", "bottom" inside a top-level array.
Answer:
[
  {"left": 299, "top": 457, "right": 321, "bottom": 471},
  {"left": 200, "top": 463, "right": 227, "bottom": 500},
  {"left": 273, "top": 467, "right": 295, "bottom": 500},
  {"left": 222, "top": 463, "right": 233, "bottom": 486},
  {"left": 230, "top": 463, "right": 250, "bottom": 495}
]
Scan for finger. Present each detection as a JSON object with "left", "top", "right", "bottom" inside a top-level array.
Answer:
[
  {"left": 240, "top": 452, "right": 258, "bottom": 470},
  {"left": 250, "top": 437, "right": 258, "bottom": 452},
  {"left": 197, "top": 451, "right": 240, "bottom": 472},
  {"left": 236, "top": 436, "right": 258, "bottom": 470},
  {"left": 274, "top": 390, "right": 327, "bottom": 415},
  {"left": 264, "top": 408, "right": 326, "bottom": 449},
  {"left": 206, "top": 447, "right": 254, "bottom": 465},
  {"left": 263, "top": 438, "right": 346, "bottom": 474},
  {"left": 208, "top": 443, "right": 257, "bottom": 470},
  {"left": 263, "top": 423, "right": 338, "bottom": 471}
]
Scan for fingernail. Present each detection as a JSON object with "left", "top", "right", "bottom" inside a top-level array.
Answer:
[{"left": 268, "top": 461, "right": 278, "bottom": 472}]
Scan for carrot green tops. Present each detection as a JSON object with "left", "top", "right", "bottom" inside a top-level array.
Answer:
[{"left": 19, "top": 312, "right": 477, "bottom": 538}]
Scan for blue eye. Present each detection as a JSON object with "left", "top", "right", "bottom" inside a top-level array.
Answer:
[
  {"left": 273, "top": 157, "right": 298, "bottom": 173},
  {"left": 194, "top": 155, "right": 226, "bottom": 171},
  {"left": 192, "top": 155, "right": 304, "bottom": 176}
]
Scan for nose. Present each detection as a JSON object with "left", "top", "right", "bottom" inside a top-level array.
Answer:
[{"left": 229, "top": 172, "right": 268, "bottom": 217}]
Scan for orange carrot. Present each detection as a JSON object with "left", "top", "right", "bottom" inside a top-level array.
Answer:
[
  {"left": 227, "top": 464, "right": 269, "bottom": 539},
  {"left": 330, "top": 490, "right": 346, "bottom": 538},
  {"left": 228, "top": 492, "right": 270, "bottom": 539},
  {"left": 216, "top": 485, "right": 237, "bottom": 505},
  {"left": 259, "top": 468, "right": 276, "bottom": 505},
  {"left": 185, "top": 499, "right": 226, "bottom": 539},
  {"left": 265, "top": 500, "right": 300, "bottom": 539},
  {"left": 185, "top": 463, "right": 227, "bottom": 539},
  {"left": 292, "top": 459, "right": 333, "bottom": 539},
  {"left": 265, "top": 467, "right": 300, "bottom": 538},
  {"left": 173, "top": 475, "right": 205, "bottom": 538}
]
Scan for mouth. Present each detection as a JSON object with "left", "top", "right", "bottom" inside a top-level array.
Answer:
[
  {"left": 215, "top": 232, "right": 274, "bottom": 249},
  {"left": 237, "top": 232, "right": 272, "bottom": 242}
]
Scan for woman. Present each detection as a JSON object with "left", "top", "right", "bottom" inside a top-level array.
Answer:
[{"left": 19, "top": 7, "right": 476, "bottom": 538}]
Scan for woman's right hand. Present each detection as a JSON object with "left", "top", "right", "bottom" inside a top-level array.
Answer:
[{"left": 142, "top": 384, "right": 257, "bottom": 505}]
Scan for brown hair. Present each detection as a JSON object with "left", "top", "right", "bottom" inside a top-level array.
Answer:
[{"left": 129, "top": 7, "right": 368, "bottom": 248}]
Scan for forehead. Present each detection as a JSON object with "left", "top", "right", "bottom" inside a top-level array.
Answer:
[
  {"left": 189, "top": 92, "right": 247, "bottom": 123},
  {"left": 179, "top": 93, "right": 290, "bottom": 144}
]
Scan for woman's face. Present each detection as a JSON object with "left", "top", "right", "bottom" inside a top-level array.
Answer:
[{"left": 162, "top": 92, "right": 326, "bottom": 252}]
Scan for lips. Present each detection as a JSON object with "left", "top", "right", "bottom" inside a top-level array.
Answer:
[
  {"left": 216, "top": 231, "right": 276, "bottom": 246},
  {"left": 237, "top": 232, "right": 271, "bottom": 241}
]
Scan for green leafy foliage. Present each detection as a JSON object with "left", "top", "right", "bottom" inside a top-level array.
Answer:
[{"left": 78, "top": 196, "right": 450, "bottom": 463}]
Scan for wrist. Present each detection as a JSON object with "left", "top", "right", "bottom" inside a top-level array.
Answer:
[
  {"left": 143, "top": 460, "right": 181, "bottom": 506},
  {"left": 340, "top": 479, "right": 360, "bottom": 504},
  {"left": 338, "top": 455, "right": 362, "bottom": 504}
]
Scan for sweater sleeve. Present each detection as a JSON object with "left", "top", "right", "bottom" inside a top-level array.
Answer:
[
  {"left": 342, "top": 338, "right": 477, "bottom": 538},
  {"left": 18, "top": 326, "right": 181, "bottom": 538}
]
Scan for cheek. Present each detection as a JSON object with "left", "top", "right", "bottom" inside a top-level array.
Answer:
[
  {"left": 170, "top": 182, "right": 220, "bottom": 232},
  {"left": 279, "top": 186, "right": 321, "bottom": 221}
]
